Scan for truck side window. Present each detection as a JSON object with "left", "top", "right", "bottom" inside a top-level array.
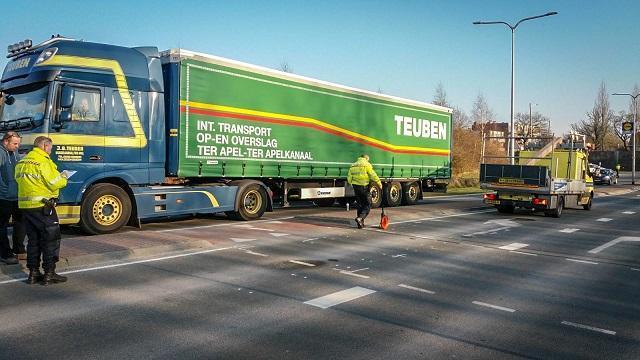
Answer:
[
  {"left": 72, "top": 89, "right": 100, "bottom": 122},
  {"left": 112, "top": 91, "right": 126, "bottom": 122}
]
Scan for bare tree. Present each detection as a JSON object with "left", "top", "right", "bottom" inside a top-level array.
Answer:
[
  {"left": 279, "top": 61, "right": 293, "bottom": 73},
  {"left": 452, "top": 106, "right": 470, "bottom": 129},
  {"left": 514, "top": 111, "right": 551, "bottom": 145},
  {"left": 613, "top": 110, "right": 631, "bottom": 150},
  {"left": 571, "top": 81, "right": 613, "bottom": 150},
  {"left": 471, "top": 93, "right": 495, "bottom": 139},
  {"left": 433, "top": 82, "right": 449, "bottom": 107}
]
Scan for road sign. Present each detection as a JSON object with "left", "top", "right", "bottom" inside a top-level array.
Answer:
[{"left": 622, "top": 121, "right": 633, "bottom": 134}]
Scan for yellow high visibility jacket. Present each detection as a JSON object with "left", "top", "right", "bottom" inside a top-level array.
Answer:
[
  {"left": 347, "top": 156, "right": 382, "bottom": 188},
  {"left": 15, "top": 147, "right": 67, "bottom": 209}
]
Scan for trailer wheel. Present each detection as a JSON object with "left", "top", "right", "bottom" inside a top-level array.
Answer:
[
  {"left": 80, "top": 183, "right": 132, "bottom": 234},
  {"left": 546, "top": 196, "right": 564, "bottom": 218},
  {"left": 383, "top": 181, "right": 402, "bottom": 207},
  {"left": 227, "top": 184, "right": 268, "bottom": 221},
  {"left": 369, "top": 185, "right": 382, "bottom": 208},
  {"left": 402, "top": 182, "right": 420, "bottom": 205},
  {"left": 314, "top": 198, "right": 335, "bottom": 207}
]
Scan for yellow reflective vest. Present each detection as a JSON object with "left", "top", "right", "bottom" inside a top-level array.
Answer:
[
  {"left": 15, "top": 147, "right": 67, "bottom": 209},
  {"left": 347, "top": 157, "right": 382, "bottom": 188}
]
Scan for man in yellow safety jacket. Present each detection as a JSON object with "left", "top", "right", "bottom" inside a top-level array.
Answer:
[
  {"left": 15, "top": 136, "right": 68, "bottom": 285},
  {"left": 347, "top": 154, "right": 382, "bottom": 229}
]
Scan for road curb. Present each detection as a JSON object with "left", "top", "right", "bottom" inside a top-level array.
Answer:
[{"left": 0, "top": 239, "right": 214, "bottom": 282}]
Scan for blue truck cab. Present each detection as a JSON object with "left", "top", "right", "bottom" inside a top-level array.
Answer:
[{"left": 0, "top": 37, "right": 271, "bottom": 233}]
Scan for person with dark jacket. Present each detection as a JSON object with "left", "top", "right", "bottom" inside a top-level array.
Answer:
[
  {"left": 347, "top": 154, "right": 382, "bottom": 229},
  {"left": 0, "top": 131, "right": 25, "bottom": 265}
]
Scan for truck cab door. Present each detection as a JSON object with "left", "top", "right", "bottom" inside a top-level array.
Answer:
[
  {"left": 104, "top": 89, "right": 142, "bottom": 165},
  {"left": 51, "top": 84, "right": 105, "bottom": 201}
]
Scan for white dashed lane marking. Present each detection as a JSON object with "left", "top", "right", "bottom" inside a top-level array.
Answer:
[
  {"left": 499, "top": 243, "right": 528, "bottom": 251},
  {"left": 289, "top": 260, "right": 316, "bottom": 267},
  {"left": 559, "top": 228, "right": 579, "bottom": 233},
  {"left": 561, "top": 321, "right": 616, "bottom": 336},
  {"left": 472, "top": 301, "right": 516, "bottom": 313},
  {"left": 398, "top": 284, "right": 436, "bottom": 295},
  {"left": 596, "top": 218, "right": 613, "bottom": 222},
  {"left": 588, "top": 237, "right": 640, "bottom": 254},
  {"left": 566, "top": 258, "right": 598, "bottom": 265},
  {"left": 622, "top": 211, "right": 636, "bottom": 214},
  {"left": 304, "top": 286, "right": 376, "bottom": 309}
]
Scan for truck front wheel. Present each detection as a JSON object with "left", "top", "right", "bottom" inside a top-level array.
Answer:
[
  {"left": 80, "top": 184, "right": 132, "bottom": 234},
  {"left": 227, "top": 184, "right": 268, "bottom": 221}
]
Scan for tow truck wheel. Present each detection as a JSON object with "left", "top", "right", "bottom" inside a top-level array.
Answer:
[
  {"left": 227, "top": 184, "right": 268, "bottom": 221},
  {"left": 582, "top": 194, "right": 593, "bottom": 210},
  {"left": 402, "top": 182, "right": 420, "bottom": 205},
  {"left": 369, "top": 185, "right": 382, "bottom": 208},
  {"left": 546, "top": 196, "right": 564, "bottom": 218},
  {"left": 80, "top": 184, "right": 132, "bottom": 234},
  {"left": 383, "top": 181, "right": 402, "bottom": 207}
]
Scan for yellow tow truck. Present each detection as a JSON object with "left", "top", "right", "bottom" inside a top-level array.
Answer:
[{"left": 480, "top": 135, "right": 594, "bottom": 217}]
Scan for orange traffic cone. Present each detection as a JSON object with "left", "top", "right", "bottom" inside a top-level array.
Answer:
[{"left": 379, "top": 206, "right": 390, "bottom": 230}]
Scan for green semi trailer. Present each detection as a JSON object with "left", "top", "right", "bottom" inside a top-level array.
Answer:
[
  {"left": 169, "top": 49, "right": 452, "bottom": 209},
  {"left": 1, "top": 37, "right": 452, "bottom": 233}
]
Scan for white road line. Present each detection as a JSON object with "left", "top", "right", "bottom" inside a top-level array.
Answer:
[
  {"left": 270, "top": 233, "right": 290, "bottom": 237},
  {"left": 247, "top": 227, "right": 275, "bottom": 232},
  {"left": 350, "top": 267, "right": 369, "bottom": 273},
  {"left": 391, "top": 254, "right": 407, "bottom": 258},
  {"left": 339, "top": 270, "right": 370, "bottom": 279},
  {"left": 622, "top": 211, "right": 636, "bottom": 214},
  {"left": 472, "top": 301, "right": 516, "bottom": 313},
  {"left": 244, "top": 250, "right": 269, "bottom": 257},
  {"left": 156, "top": 216, "right": 295, "bottom": 232},
  {"left": 510, "top": 251, "right": 538, "bottom": 256},
  {"left": 289, "top": 260, "right": 316, "bottom": 267},
  {"left": 559, "top": 228, "right": 580, "bottom": 233},
  {"left": 302, "top": 238, "right": 320, "bottom": 243},
  {"left": 561, "top": 321, "right": 616, "bottom": 336},
  {"left": 588, "top": 236, "right": 640, "bottom": 254},
  {"left": 230, "top": 238, "right": 257, "bottom": 243},
  {"left": 596, "top": 218, "right": 613, "bottom": 222},
  {"left": 0, "top": 246, "right": 235, "bottom": 285},
  {"left": 304, "top": 286, "right": 376, "bottom": 309},
  {"left": 631, "top": 268, "right": 640, "bottom": 272},
  {"left": 398, "top": 283, "right": 436, "bottom": 294},
  {"left": 392, "top": 209, "right": 495, "bottom": 225},
  {"left": 499, "top": 243, "right": 529, "bottom": 251},
  {"left": 566, "top": 258, "right": 598, "bottom": 265}
]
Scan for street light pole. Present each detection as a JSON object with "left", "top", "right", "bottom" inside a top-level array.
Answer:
[
  {"left": 613, "top": 92, "right": 639, "bottom": 185},
  {"left": 474, "top": 12, "right": 558, "bottom": 165}
]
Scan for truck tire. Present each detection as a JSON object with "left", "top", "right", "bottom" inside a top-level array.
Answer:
[
  {"left": 227, "top": 184, "right": 268, "bottom": 221},
  {"left": 496, "top": 204, "right": 514, "bottom": 214},
  {"left": 80, "top": 183, "right": 132, "bottom": 234},
  {"left": 383, "top": 181, "right": 402, "bottom": 207},
  {"left": 582, "top": 194, "right": 592, "bottom": 210},
  {"left": 402, "top": 182, "right": 420, "bottom": 205},
  {"left": 369, "top": 185, "right": 382, "bottom": 208},
  {"left": 545, "top": 196, "right": 564, "bottom": 218},
  {"left": 314, "top": 198, "right": 335, "bottom": 207}
]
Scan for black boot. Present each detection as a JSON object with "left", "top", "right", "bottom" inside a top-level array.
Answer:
[
  {"left": 42, "top": 270, "right": 67, "bottom": 286},
  {"left": 26, "top": 269, "right": 44, "bottom": 285}
]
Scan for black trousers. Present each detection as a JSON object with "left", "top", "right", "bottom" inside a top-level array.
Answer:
[
  {"left": 0, "top": 199, "right": 26, "bottom": 258},
  {"left": 353, "top": 185, "right": 372, "bottom": 221},
  {"left": 23, "top": 207, "right": 61, "bottom": 271}
]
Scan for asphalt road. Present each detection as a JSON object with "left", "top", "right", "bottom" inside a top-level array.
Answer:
[{"left": 1, "top": 187, "right": 639, "bottom": 359}]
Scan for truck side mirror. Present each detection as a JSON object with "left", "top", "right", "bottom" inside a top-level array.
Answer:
[
  {"left": 53, "top": 110, "right": 71, "bottom": 131},
  {"left": 60, "top": 85, "right": 74, "bottom": 108}
]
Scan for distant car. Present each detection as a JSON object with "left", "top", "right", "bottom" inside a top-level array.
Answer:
[{"left": 594, "top": 168, "right": 617, "bottom": 185}]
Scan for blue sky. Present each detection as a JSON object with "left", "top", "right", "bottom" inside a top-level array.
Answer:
[{"left": 1, "top": 0, "right": 638, "bottom": 133}]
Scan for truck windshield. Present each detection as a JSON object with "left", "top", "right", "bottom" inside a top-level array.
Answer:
[{"left": 0, "top": 83, "right": 48, "bottom": 131}]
